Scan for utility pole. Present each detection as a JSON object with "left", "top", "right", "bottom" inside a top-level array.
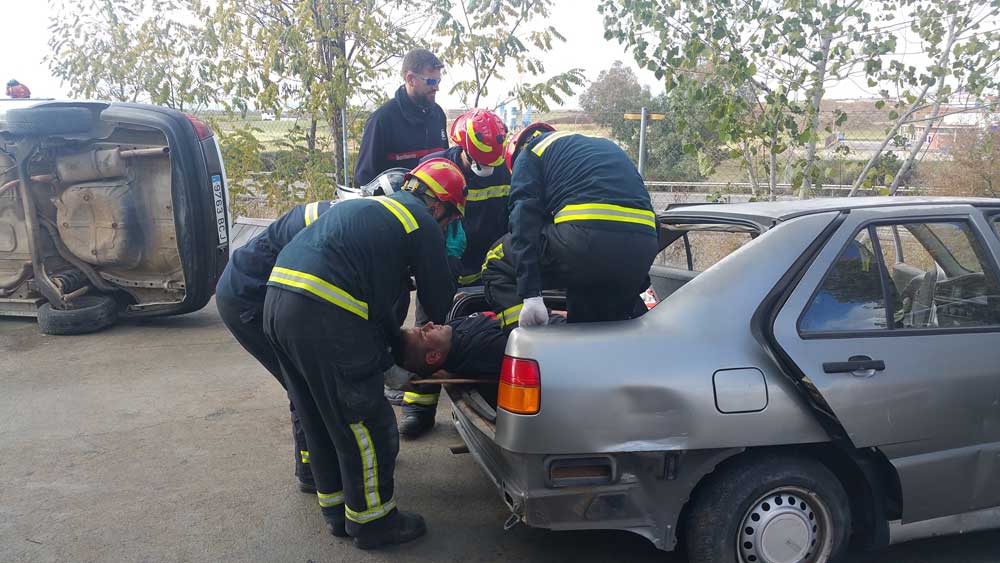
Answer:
[
  {"left": 623, "top": 108, "right": 665, "bottom": 177},
  {"left": 341, "top": 108, "right": 350, "bottom": 185}
]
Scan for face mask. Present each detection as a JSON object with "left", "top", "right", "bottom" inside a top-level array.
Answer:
[{"left": 470, "top": 161, "right": 494, "bottom": 177}]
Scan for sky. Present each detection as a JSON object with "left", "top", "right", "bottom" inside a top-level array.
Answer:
[{"left": 1, "top": 0, "right": 663, "bottom": 110}]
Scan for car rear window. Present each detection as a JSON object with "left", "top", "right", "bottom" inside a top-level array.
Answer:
[{"left": 656, "top": 229, "right": 755, "bottom": 272}]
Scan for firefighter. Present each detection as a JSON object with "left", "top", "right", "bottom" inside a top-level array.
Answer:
[
  {"left": 353, "top": 49, "right": 448, "bottom": 187},
  {"left": 263, "top": 158, "right": 466, "bottom": 549},
  {"left": 396, "top": 109, "right": 510, "bottom": 438},
  {"left": 6, "top": 79, "right": 30, "bottom": 99},
  {"left": 215, "top": 199, "right": 333, "bottom": 494},
  {"left": 483, "top": 123, "right": 659, "bottom": 332}
]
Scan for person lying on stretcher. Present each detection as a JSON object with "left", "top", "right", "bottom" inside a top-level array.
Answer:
[{"left": 397, "top": 310, "right": 566, "bottom": 378}]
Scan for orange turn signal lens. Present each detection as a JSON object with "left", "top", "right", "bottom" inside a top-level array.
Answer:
[
  {"left": 498, "top": 382, "right": 540, "bottom": 415},
  {"left": 498, "top": 356, "right": 540, "bottom": 415}
]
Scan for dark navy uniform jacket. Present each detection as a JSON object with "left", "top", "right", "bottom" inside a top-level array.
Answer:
[
  {"left": 420, "top": 146, "right": 511, "bottom": 286},
  {"left": 509, "top": 132, "right": 657, "bottom": 297},
  {"left": 353, "top": 86, "right": 448, "bottom": 187},
  {"left": 268, "top": 191, "right": 455, "bottom": 343},
  {"left": 442, "top": 312, "right": 565, "bottom": 376},
  {"left": 218, "top": 200, "right": 333, "bottom": 312}
]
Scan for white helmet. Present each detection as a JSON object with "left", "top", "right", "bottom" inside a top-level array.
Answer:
[{"left": 361, "top": 167, "right": 409, "bottom": 197}]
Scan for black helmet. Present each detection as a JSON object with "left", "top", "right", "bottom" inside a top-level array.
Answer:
[{"left": 6, "top": 79, "right": 19, "bottom": 87}]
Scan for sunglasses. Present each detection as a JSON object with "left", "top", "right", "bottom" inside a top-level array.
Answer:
[{"left": 412, "top": 75, "right": 441, "bottom": 87}]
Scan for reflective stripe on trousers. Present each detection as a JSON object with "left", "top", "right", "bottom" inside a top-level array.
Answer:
[
  {"left": 499, "top": 302, "right": 523, "bottom": 328},
  {"left": 346, "top": 421, "right": 394, "bottom": 523},
  {"left": 403, "top": 392, "right": 439, "bottom": 406},
  {"left": 458, "top": 271, "right": 483, "bottom": 285},
  {"left": 553, "top": 203, "right": 656, "bottom": 229},
  {"left": 317, "top": 490, "right": 344, "bottom": 507},
  {"left": 480, "top": 241, "right": 505, "bottom": 274},
  {"left": 300, "top": 450, "right": 310, "bottom": 464}
]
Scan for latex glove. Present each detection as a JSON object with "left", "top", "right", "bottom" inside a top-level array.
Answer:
[
  {"left": 445, "top": 221, "right": 467, "bottom": 258},
  {"left": 518, "top": 296, "right": 549, "bottom": 327},
  {"left": 383, "top": 365, "right": 417, "bottom": 390}
]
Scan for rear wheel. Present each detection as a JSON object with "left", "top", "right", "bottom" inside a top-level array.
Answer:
[
  {"left": 37, "top": 294, "right": 119, "bottom": 335},
  {"left": 684, "top": 453, "right": 851, "bottom": 563}
]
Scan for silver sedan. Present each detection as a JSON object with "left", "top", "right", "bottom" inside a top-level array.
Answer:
[{"left": 447, "top": 196, "right": 1000, "bottom": 563}]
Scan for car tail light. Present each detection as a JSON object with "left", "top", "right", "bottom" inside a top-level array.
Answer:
[
  {"left": 184, "top": 113, "right": 214, "bottom": 140},
  {"left": 498, "top": 356, "right": 540, "bottom": 415}
]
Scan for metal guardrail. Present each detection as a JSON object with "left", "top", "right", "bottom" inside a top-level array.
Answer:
[{"left": 643, "top": 181, "right": 922, "bottom": 194}]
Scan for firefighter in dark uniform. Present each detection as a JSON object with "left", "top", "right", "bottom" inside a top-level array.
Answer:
[
  {"left": 483, "top": 123, "right": 659, "bottom": 332},
  {"left": 263, "top": 158, "right": 467, "bottom": 550},
  {"left": 353, "top": 49, "right": 448, "bottom": 187},
  {"left": 215, "top": 199, "right": 333, "bottom": 493},
  {"left": 397, "top": 109, "right": 510, "bottom": 438}
]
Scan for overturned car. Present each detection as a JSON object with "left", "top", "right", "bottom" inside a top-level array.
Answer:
[
  {"left": 446, "top": 197, "right": 1000, "bottom": 563},
  {"left": 0, "top": 101, "right": 230, "bottom": 334}
]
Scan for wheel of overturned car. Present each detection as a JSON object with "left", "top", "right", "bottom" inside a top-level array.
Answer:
[
  {"left": 37, "top": 294, "right": 119, "bottom": 336},
  {"left": 684, "top": 453, "right": 851, "bottom": 563},
  {"left": 3, "top": 107, "right": 95, "bottom": 136}
]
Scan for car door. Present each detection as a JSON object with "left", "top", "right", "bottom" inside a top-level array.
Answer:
[{"left": 772, "top": 205, "right": 1000, "bottom": 523}]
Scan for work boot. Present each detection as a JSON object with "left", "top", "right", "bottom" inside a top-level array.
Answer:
[
  {"left": 384, "top": 385, "right": 404, "bottom": 406},
  {"left": 352, "top": 511, "right": 427, "bottom": 550},
  {"left": 324, "top": 514, "right": 348, "bottom": 538},
  {"left": 398, "top": 404, "right": 436, "bottom": 439},
  {"left": 298, "top": 474, "right": 316, "bottom": 494},
  {"left": 297, "top": 457, "right": 316, "bottom": 494}
]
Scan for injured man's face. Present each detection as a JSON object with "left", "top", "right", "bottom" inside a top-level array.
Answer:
[{"left": 400, "top": 322, "right": 454, "bottom": 375}]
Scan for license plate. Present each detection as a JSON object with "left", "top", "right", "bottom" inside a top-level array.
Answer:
[{"left": 211, "top": 174, "right": 229, "bottom": 244}]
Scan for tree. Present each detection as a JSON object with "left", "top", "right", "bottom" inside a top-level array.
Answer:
[
  {"left": 849, "top": 0, "right": 1000, "bottom": 195},
  {"left": 426, "top": 0, "right": 584, "bottom": 111},
  {"left": 580, "top": 62, "right": 710, "bottom": 181},
  {"left": 195, "top": 0, "right": 428, "bottom": 200},
  {"left": 46, "top": 0, "right": 217, "bottom": 110},
  {"left": 599, "top": 0, "right": 899, "bottom": 199},
  {"left": 925, "top": 122, "right": 1000, "bottom": 198}
]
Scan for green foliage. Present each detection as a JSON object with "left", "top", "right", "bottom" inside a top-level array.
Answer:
[
  {"left": 426, "top": 0, "right": 584, "bottom": 110},
  {"left": 580, "top": 62, "right": 716, "bottom": 181},
  {"left": 46, "top": 0, "right": 217, "bottom": 109},
  {"left": 213, "top": 119, "right": 339, "bottom": 217},
  {"left": 597, "top": 0, "right": 1000, "bottom": 197}
]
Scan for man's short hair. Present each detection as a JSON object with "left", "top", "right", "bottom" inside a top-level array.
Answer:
[{"left": 402, "top": 49, "right": 444, "bottom": 78}]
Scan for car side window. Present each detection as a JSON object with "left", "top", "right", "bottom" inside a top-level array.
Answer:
[
  {"left": 801, "top": 220, "right": 1000, "bottom": 334},
  {"left": 800, "top": 229, "right": 890, "bottom": 333},
  {"left": 993, "top": 216, "right": 1000, "bottom": 239}
]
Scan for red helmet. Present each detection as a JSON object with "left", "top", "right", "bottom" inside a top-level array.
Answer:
[
  {"left": 405, "top": 157, "right": 468, "bottom": 216},
  {"left": 450, "top": 109, "right": 507, "bottom": 168},
  {"left": 504, "top": 122, "right": 556, "bottom": 172}
]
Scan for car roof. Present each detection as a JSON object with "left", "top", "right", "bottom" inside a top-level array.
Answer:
[{"left": 660, "top": 196, "right": 1000, "bottom": 225}]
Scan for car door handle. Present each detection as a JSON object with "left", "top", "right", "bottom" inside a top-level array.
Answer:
[{"left": 822, "top": 356, "right": 886, "bottom": 375}]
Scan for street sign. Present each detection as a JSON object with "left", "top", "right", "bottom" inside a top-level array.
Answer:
[{"left": 624, "top": 113, "right": 666, "bottom": 120}]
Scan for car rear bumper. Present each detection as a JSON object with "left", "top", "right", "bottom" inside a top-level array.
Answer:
[{"left": 450, "top": 393, "right": 741, "bottom": 552}]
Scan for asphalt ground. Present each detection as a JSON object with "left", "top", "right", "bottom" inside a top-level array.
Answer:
[{"left": 2, "top": 301, "right": 999, "bottom": 562}]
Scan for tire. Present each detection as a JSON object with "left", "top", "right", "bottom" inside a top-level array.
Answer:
[
  {"left": 37, "top": 294, "right": 119, "bottom": 336},
  {"left": 684, "top": 453, "right": 851, "bottom": 563},
  {"left": 3, "top": 107, "right": 95, "bottom": 136}
]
